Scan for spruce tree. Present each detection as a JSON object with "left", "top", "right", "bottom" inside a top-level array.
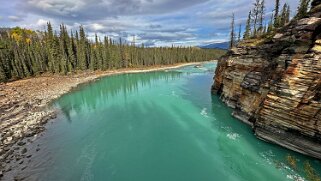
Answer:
[
  {"left": 103, "top": 36, "right": 110, "bottom": 70},
  {"left": 47, "top": 22, "right": 54, "bottom": 40},
  {"left": 229, "top": 13, "right": 235, "bottom": 49},
  {"left": 280, "top": 3, "right": 288, "bottom": 26},
  {"left": 237, "top": 24, "right": 242, "bottom": 43},
  {"left": 296, "top": 0, "right": 311, "bottom": 19},
  {"left": 59, "top": 24, "right": 68, "bottom": 74},
  {"left": 243, "top": 11, "right": 252, "bottom": 39},
  {"left": 46, "top": 22, "right": 56, "bottom": 73},
  {"left": 274, "top": 0, "right": 280, "bottom": 27},
  {"left": 95, "top": 34, "right": 103, "bottom": 70},
  {"left": 52, "top": 36, "right": 61, "bottom": 73},
  {"left": 78, "top": 26, "right": 87, "bottom": 70},
  {"left": 68, "top": 30, "right": 76, "bottom": 71}
]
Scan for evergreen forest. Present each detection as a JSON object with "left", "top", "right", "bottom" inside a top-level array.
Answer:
[{"left": 0, "top": 23, "right": 225, "bottom": 82}]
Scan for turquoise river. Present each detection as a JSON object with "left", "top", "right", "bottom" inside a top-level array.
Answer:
[{"left": 14, "top": 62, "right": 321, "bottom": 181}]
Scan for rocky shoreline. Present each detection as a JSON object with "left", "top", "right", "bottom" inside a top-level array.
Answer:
[
  {"left": 212, "top": 1, "right": 321, "bottom": 160},
  {"left": 0, "top": 62, "right": 202, "bottom": 178}
]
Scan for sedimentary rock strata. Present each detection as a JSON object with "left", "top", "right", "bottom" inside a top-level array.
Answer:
[{"left": 212, "top": 0, "right": 321, "bottom": 159}]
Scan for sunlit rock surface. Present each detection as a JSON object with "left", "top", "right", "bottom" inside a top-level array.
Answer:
[{"left": 212, "top": 0, "right": 321, "bottom": 159}]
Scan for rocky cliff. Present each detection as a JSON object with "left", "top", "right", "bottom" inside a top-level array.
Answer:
[{"left": 212, "top": 0, "right": 321, "bottom": 159}]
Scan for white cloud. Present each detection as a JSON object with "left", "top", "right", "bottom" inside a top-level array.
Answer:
[
  {"left": 22, "top": 0, "right": 210, "bottom": 20},
  {"left": 90, "top": 23, "right": 105, "bottom": 31},
  {"left": 0, "top": 0, "right": 302, "bottom": 46},
  {"left": 36, "top": 19, "right": 48, "bottom": 27}
]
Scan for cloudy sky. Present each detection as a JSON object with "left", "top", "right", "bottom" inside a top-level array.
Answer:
[{"left": 0, "top": 0, "right": 299, "bottom": 46}]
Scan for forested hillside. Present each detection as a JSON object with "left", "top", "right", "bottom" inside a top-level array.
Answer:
[{"left": 0, "top": 23, "right": 225, "bottom": 82}]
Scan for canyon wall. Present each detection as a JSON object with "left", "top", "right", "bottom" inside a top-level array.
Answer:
[{"left": 212, "top": 0, "right": 321, "bottom": 159}]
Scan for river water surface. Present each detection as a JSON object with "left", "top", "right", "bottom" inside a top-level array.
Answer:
[{"left": 16, "top": 63, "right": 321, "bottom": 181}]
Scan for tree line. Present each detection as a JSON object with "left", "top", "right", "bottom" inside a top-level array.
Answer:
[
  {"left": 0, "top": 23, "right": 225, "bottom": 82},
  {"left": 229, "top": 0, "right": 312, "bottom": 48}
]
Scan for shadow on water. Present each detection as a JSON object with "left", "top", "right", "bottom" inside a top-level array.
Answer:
[{"left": 178, "top": 67, "right": 321, "bottom": 180}]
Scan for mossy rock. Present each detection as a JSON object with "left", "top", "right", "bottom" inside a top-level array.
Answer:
[{"left": 238, "top": 38, "right": 267, "bottom": 47}]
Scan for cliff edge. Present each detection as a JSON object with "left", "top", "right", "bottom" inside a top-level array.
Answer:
[{"left": 212, "top": 0, "right": 321, "bottom": 159}]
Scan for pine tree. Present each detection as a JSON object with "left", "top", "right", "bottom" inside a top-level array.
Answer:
[
  {"left": 52, "top": 36, "right": 61, "bottom": 73},
  {"left": 296, "top": 0, "right": 311, "bottom": 19},
  {"left": 59, "top": 24, "right": 68, "bottom": 74},
  {"left": 280, "top": 3, "right": 288, "bottom": 27},
  {"left": 274, "top": 0, "right": 280, "bottom": 27},
  {"left": 68, "top": 30, "right": 76, "bottom": 71},
  {"left": 229, "top": 13, "right": 235, "bottom": 49},
  {"left": 47, "top": 22, "right": 54, "bottom": 40},
  {"left": 95, "top": 35, "right": 103, "bottom": 70},
  {"left": 78, "top": 26, "right": 87, "bottom": 70},
  {"left": 46, "top": 22, "right": 56, "bottom": 73},
  {"left": 237, "top": 24, "right": 242, "bottom": 43},
  {"left": 243, "top": 11, "right": 252, "bottom": 39},
  {"left": 103, "top": 36, "right": 110, "bottom": 70}
]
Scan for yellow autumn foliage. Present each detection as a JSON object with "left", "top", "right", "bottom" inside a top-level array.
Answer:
[
  {"left": 10, "top": 27, "right": 35, "bottom": 43},
  {"left": 26, "top": 38, "right": 32, "bottom": 44},
  {"left": 11, "top": 32, "right": 22, "bottom": 41}
]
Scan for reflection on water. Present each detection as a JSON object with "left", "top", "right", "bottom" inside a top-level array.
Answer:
[
  {"left": 10, "top": 62, "right": 320, "bottom": 181},
  {"left": 57, "top": 71, "right": 182, "bottom": 121}
]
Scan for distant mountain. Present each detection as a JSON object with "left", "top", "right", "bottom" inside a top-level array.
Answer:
[{"left": 199, "top": 42, "right": 229, "bottom": 50}]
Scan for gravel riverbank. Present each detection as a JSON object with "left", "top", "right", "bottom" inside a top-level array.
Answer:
[{"left": 0, "top": 62, "right": 202, "bottom": 178}]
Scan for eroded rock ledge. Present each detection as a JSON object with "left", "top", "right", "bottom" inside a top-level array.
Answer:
[{"left": 212, "top": 0, "right": 321, "bottom": 159}]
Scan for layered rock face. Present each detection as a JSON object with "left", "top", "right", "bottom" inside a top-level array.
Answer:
[{"left": 212, "top": 1, "right": 321, "bottom": 159}]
